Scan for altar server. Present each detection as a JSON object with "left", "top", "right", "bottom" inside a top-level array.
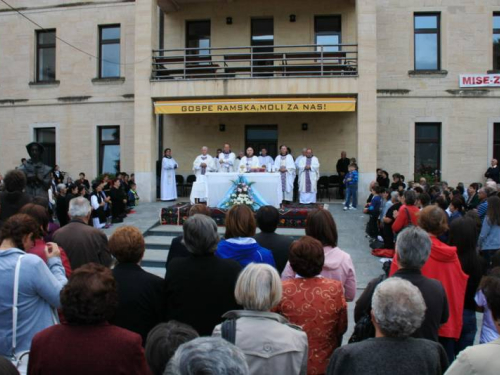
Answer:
[
  {"left": 258, "top": 148, "right": 274, "bottom": 171},
  {"left": 193, "top": 146, "right": 215, "bottom": 180},
  {"left": 274, "top": 145, "right": 296, "bottom": 203},
  {"left": 218, "top": 143, "right": 236, "bottom": 173},
  {"left": 238, "top": 147, "right": 260, "bottom": 172},
  {"left": 298, "top": 148, "right": 320, "bottom": 204},
  {"left": 161, "top": 148, "right": 178, "bottom": 201}
]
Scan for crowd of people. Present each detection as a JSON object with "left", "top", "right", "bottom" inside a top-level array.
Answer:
[
  {"left": 1, "top": 156, "right": 500, "bottom": 374},
  {"left": 0, "top": 166, "right": 139, "bottom": 230}
]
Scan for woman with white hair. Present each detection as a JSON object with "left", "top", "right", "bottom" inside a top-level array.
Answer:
[
  {"left": 213, "top": 263, "right": 308, "bottom": 375},
  {"left": 165, "top": 337, "right": 249, "bottom": 375},
  {"left": 328, "top": 278, "right": 449, "bottom": 375}
]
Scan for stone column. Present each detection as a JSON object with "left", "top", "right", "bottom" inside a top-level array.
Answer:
[
  {"left": 356, "top": 0, "right": 378, "bottom": 201},
  {"left": 134, "top": 0, "right": 158, "bottom": 202}
]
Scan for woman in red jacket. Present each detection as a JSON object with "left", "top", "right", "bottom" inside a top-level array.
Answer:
[
  {"left": 392, "top": 190, "right": 420, "bottom": 235},
  {"left": 390, "top": 205, "right": 468, "bottom": 364},
  {"left": 27, "top": 263, "right": 151, "bottom": 375},
  {"left": 20, "top": 203, "right": 72, "bottom": 277}
]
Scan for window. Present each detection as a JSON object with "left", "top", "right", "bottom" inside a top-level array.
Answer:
[
  {"left": 35, "top": 127, "right": 56, "bottom": 167},
  {"left": 98, "top": 126, "right": 120, "bottom": 175},
  {"left": 415, "top": 123, "right": 441, "bottom": 180},
  {"left": 414, "top": 13, "right": 440, "bottom": 70},
  {"left": 494, "top": 123, "right": 500, "bottom": 160},
  {"left": 494, "top": 14, "right": 500, "bottom": 70},
  {"left": 315, "top": 15, "right": 341, "bottom": 52},
  {"left": 186, "top": 20, "right": 210, "bottom": 56},
  {"left": 36, "top": 30, "right": 56, "bottom": 82},
  {"left": 99, "top": 25, "right": 121, "bottom": 78},
  {"left": 251, "top": 18, "right": 274, "bottom": 74}
]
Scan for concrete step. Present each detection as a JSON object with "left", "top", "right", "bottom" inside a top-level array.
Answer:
[
  {"left": 142, "top": 266, "right": 165, "bottom": 279},
  {"left": 143, "top": 249, "right": 169, "bottom": 262},
  {"left": 144, "top": 236, "right": 176, "bottom": 250},
  {"left": 147, "top": 225, "right": 305, "bottom": 238}
]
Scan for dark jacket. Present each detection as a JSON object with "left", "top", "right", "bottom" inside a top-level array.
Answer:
[
  {"left": 327, "top": 337, "right": 449, "bottom": 375},
  {"left": 336, "top": 157, "right": 350, "bottom": 175},
  {"left": 111, "top": 263, "right": 164, "bottom": 346},
  {"left": 110, "top": 187, "right": 127, "bottom": 219},
  {"left": 0, "top": 191, "right": 32, "bottom": 227},
  {"left": 27, "top": 323, "right": 151, "bottom": 375},
  {"left": 485, "top": 166, "right": 500, "bottom": 183},
  {"left": 53, "top": 219, "right": 112, "bottom": 270},
  {"left": 254, "top": 232, "right": 293, "bottom": 274},
  {"left": 164, "top": 255, "right": 242, "bottom": 336},
  {"left": 55, "top": 194, "right": 69, "bottom": 227},
  {"left": 354, "top": 268, "right": 449, "bottom": 342},
  {"left": 165, "top": 235, "right": 191, "bottom": 270}
]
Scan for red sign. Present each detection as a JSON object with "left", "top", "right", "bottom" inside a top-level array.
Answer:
[{"left": 460, "top": 74, "right": 500, "bottom": 88}]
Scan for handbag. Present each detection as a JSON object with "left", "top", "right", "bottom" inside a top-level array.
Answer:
[
  {"left": 348, "top": 273, "right": 386, "bottom": 344},
  {"left": 9, "top": 255, "right": 59, "bottom": 374},
  {"left": 10, "top": 255, "right": 29, "bottom": 375}
]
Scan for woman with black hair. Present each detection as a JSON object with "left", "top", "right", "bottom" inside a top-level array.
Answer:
[
  {"left": 448, "top": 197, "right": 465, "bottom": 225},
  {"left": 0, "top": 169, "right": 32, "bottom": 227},
  {"left": 449, "top": 217, "right": 485, "bottom": 357},
  {"left": 27, "top": 264, "right": 150, "bottom": 374},
  {"left": 479, "top": 196, "right": 500, "bottom": 267}
]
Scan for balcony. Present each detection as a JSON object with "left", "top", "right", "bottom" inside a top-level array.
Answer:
[{"left": 152, "top": 44, "right": 358, "bottom": 81}]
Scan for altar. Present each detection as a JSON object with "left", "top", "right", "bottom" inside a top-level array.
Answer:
[{"left": 205, "top": 172, "right": 283, "bottom": 208}]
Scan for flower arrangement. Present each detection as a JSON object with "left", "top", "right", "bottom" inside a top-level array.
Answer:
[{"left": 224, "top": 180, "right": 256, "bottom": 209}]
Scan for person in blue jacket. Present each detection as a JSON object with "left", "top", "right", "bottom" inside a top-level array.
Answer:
[{"left": 216, "top": 204, "right": 276, "bottom": 268}]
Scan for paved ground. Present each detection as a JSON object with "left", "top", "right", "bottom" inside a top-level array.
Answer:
[{"left": 105, "top": 198, "right": 381, "bottom": 342}]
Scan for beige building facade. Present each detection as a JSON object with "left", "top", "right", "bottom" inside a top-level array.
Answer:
[{"left": 0, "top": 0, "right": 499, "bottom": 202}]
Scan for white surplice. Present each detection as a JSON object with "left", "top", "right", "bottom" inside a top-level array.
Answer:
[
  {"left": 238, "top": 156, "right": 260, "bottom": 172},
  {"left": 295, "top": 155, "right": 304, "bottom": 169},
  {"left": 274, "top": 154, "right": 296, "bottom": 201},
  {"left": 258, "top": 155, "right": 274, "bottom": 170},
  {"left": 218, "top": 152, "right": 236, "bottom": 173},
  {"left": 193, "top": 154, "right": 215, "bottom": 180},
  {"left": 298, "top": 156, "right": 320, "bottom": 204},
  {"left": 161, "top": 156, "right": 178, "bottom": 201}
]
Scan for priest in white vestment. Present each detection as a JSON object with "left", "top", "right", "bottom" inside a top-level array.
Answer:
[
  {"left": 238, "top": 147, "right": 260, "bottom": 173},
  {"left": 218, "top": 143, "right": 236, "bottom": 173},
  {"left": 233, "top": 151, "right": 245, "bottom": 172},
  {"left": 193, "top": 146, "right": 215, "bottom": 180},
  {"left": 295, "top": 148, "right": 307, "bottom": 169},
  {"left": 161, "top": 148, "right": 178, "bottom": 201},
  {"left": 214, "top": 148, "right": 222, "bottom": 172},
  {"left": 192, "top": 146, "right": 215, "bottom": 202},
  {"left": 274, "top": 145, "right": 296, "bottom": 203},
  {"left": 298, "top": 148, "right": 320, "bottom": 204},
  {"left": 258, "top": 148, "right": 274, "bottom": 171}
]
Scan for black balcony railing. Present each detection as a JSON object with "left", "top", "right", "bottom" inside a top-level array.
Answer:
[{"left": 152, "top": 44, "right": 358, "bottom": 80}]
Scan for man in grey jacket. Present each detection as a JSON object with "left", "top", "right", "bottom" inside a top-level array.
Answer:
[{"left": 53, "top": 197, "right": 112, "bottom": 270}]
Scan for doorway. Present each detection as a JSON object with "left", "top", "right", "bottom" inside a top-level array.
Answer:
[
  {"left": 245, "top": 125, "right": 278, "bottom": 158},
  {"left": 34, "top": 127, "right": 56, "bottom": 167}
]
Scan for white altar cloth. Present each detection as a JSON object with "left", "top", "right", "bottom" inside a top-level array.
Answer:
[{"left": 206, "top": 172, "right": 283, "bottom": 208}]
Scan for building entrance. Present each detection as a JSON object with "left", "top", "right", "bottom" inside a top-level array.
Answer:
[{"left": 245, "top": 125, "right": 278, "bottom": 158}]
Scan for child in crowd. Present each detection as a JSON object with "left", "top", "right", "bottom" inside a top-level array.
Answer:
[
  {"left": 128, "top": 182, "right": 140, "bottom": 207},
  {"left": 343, "top": 163, "right": 358, "bottom": 211},
  {"left": 364, "top": 186, "right": 383, "bottom": 238}
]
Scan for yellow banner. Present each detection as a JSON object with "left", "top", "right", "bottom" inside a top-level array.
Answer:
[{"left": 154, "top": 97, "right": 356, "bottom": 114}]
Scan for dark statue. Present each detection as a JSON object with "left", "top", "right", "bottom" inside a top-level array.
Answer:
[{"left": 19, "top": 142, "right": 52, "bottom": 199}]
